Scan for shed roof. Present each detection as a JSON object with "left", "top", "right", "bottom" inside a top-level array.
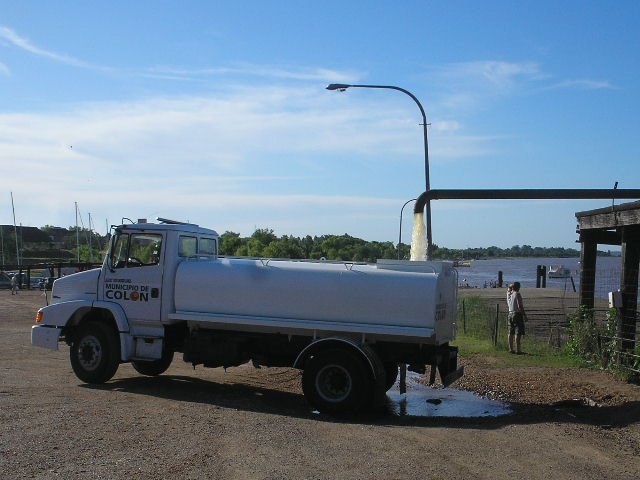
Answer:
[{"left": 575, "top": 200, "right": 640, "bottom": 231}]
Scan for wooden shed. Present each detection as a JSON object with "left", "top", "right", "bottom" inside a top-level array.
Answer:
[{"left": 576, "top": 200, "right": 640, "bottom": 351}]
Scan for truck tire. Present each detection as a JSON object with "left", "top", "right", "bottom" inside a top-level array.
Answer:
[
  {"left": 383, "top": 362, "right": 399, "bottom": 391},
  {"left": 302, "top": 348, "right": 373, "bottom": 413},
  {"left": 70, "top": 321, "right": 120, "bottom": 384},
  {"left": 131, "top": 351, "right": 174, "bottom": 376}
]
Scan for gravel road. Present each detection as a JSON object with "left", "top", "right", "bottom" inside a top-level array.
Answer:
[{"left": 1, "top": 291, "right": 639, "bottom": 479}]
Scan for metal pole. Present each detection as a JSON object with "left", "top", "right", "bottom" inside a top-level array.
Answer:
[
  {"left": 327, "top": 84, "right": 433, "bottom": 259},
  {"left": 75, "top": 202, "right": 80, "bottom": 263},
  {"left": 463, "top": 299, "right": 467, "bottom": 334},
  {"left": 88, "top": 212, "right": 93, "bottom": 263},
  {"left": 494, "top": 303, "right": 500, "bottom": 346},
  {"left": 19, "top": 223, "right": 23, "bottom": 266},
  {"left": 10, "top": 192, "right": 19, "bottom": 266},
  {"left": 398, "top": 198, "right": 417, "bottom": 259},
  {"left": 0, "top": 223, "right": 4, "bottom": 267}
]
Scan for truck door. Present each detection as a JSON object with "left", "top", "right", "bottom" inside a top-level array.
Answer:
[{"left": 102, "top": 231, "right": 164, "bottom": 326}]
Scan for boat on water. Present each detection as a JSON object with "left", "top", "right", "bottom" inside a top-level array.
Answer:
[
  {"left": 548, "top": 265, "right": 572, "bottom": 278},
  {"left": 454, "top": 260, "right": 473, "bottom": 267}
]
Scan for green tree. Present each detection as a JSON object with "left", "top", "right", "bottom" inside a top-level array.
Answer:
[
  {"left": 219, "top": 231, "right": 243, "bottom": 256},
  {"left": 263, "top": 236, "right": 305, "bottom": 259}
]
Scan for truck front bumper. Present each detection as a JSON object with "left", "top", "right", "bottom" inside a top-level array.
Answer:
[{"left": 31, "top": 325, "right": 61, "bottom": 350}]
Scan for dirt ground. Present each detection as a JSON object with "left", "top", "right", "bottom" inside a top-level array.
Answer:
[{"left": 1, "top": 291, "right": 639, "bottom": 480}]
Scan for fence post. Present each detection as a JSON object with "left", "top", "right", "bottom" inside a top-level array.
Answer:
[
  {"left": 462, "top": 299, "right": 467, "bottom": 334},
  {"left": 494, "top": 303, "right": 500, "bottom": 346}
]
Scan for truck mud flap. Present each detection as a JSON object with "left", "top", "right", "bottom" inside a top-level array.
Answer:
[
  {"left": 436, "top": 346, "right": 464, "bottom": 387},
  {"left": 440, "top": 365, "right": 464, "bottom": 387}
]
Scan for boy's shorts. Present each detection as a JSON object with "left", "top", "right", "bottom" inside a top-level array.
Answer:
[{"left": 508, "top": 312, "right": 525, "bottom": 336}]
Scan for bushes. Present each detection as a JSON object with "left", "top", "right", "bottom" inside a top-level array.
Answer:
[
  {"left": 565, "top": 306, "right": 615, "bottom": 365},
  {"left": 565, "top": 306, "right": 631, "bottom": 375},
  {"left": 565, "top": 306, "right": 599, "bottom": 360}
]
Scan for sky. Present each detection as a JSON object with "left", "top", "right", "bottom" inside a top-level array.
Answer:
[{"left": 1, "top": 1, "right": 639, "bottom": 249}]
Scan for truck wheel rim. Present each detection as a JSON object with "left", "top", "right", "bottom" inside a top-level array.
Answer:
[
  {"left": 78, "top": 335, "right": 102, "bottom": 371},
  {"left": 315, "top": 364, "right": 352, "bottom": 403}
]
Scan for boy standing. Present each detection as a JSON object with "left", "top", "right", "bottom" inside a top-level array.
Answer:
[{"left": 507, "top": 282, "right": 527, "bottom": 354}]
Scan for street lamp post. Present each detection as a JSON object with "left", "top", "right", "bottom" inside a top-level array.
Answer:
[
  {"left": 326, "top": 83, "right": 433, "bottom": 260},
  {"left": 398, "top": 198, "right": 417, "bottom": 259}
]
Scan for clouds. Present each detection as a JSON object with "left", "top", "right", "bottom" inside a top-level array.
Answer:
[
  {"left": 433, "top": 61, "right": 546, "bottom": 92},
  {"left": 0, "top": 87, "right": 420, "bottom": 181},
  {"left": 0, "top": 45, "right": 609, "bottom": 232},
  {"left": 546, "top": 79, "right": 615, "bottom": 91},
  {"left": 0, "top": 25, "right": 105, "bottom": 71},
  {"left": 437, "top": 60, "right": 612, "bottom": 93},
  {"left": 142, "top": 64, "right": 361, "bottom": 84},
  {"left": 0, "top": 24, "right": 360, "bottom": 86},
  {"left": 0, "top": 87, "right": 415, "bottom": 228},
  {"left": 0, "top": 81, "right": 500, "bottom": 237},
  {"left": 0, "top": 20, "right": 623, "bottom": 247},
  {"left": 427, "top": 60, "right": 613, "bottom": 113}
]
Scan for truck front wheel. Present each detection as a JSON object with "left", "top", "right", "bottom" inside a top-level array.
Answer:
[
  {"left": 70, "top": 321, "right": 120, "bottom": 384},
  {"left": 302, "top": 348, "right": 373, "bottom": 413},
  {"left": 131, "top": 351, "right": 174, "bottom": 376}
]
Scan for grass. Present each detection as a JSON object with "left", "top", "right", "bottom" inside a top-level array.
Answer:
[
  {"left": 454, "top": 332, "right": 581, "bottom": 368},
  {"left": 454, "top": 295, "right": 581, "bottom": 369}
]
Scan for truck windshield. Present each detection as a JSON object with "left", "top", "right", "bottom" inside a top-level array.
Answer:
[{"left": 111, "top": 233, "right": 163, "bottom": 268}]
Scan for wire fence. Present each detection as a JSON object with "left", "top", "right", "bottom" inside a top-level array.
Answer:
[
  {"left": 603, "top": 309, "right": 640, "bottom": 374},
  {"left": 458, "top": 267, "right": 639, "bottom": 375}
]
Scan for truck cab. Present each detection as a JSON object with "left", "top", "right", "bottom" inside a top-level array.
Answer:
[{"left": 100, "top": 220, "right": 218, "bottom": 334}]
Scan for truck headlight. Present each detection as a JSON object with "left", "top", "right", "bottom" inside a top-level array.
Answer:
[{"left": 35, "top": 310, "right": 44, "bottom": 323}]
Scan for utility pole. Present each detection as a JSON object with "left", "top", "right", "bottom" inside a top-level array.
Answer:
[
  {"left": 75, "top": 202, "right": 80, "bottom": 263},
  {"left": 0, "top": 223, "right": 5, "bottom": 267},
  {"left": 88, "top": 212, "right": 93, "bottom": 263},
  {"left": 10, "top": 192, "right": 19, "bottom": 266}
]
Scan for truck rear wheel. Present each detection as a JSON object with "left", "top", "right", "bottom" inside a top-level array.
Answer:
[
  {"left": 70, "top": 321, "right": 120, "bottom": 384},
  {"left": 302, "top": 348, "right": 373, "bottom": 413},
  {"left": 131, "top": 351, "right": 174, "bottom": 376}
]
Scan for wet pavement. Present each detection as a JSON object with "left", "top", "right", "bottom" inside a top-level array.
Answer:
[{"left": 385, "top": 372, "right": 512, "bottom": 417}]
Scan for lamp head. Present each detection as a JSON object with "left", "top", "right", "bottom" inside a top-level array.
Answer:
[{"left": 326, "top": 83, "right": 351, "bottom": 92}]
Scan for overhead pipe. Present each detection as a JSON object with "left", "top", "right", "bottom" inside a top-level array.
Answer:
[{"left": 414, "top": 188, "right": 640, "bottom": 214}]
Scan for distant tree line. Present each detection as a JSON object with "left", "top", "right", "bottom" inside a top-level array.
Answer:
[
  {"left": 219, "top": 228, "right": 592, "bottom": 262},
  {"left": 220, "top": 229, "right": 397, "bottom": 263},
  {"left": 1, "top": 224, "right": 615, "bottom": 267},
  {"left": 0, "top": 225, "right": 106, "bottom": 265},
  {"left": 432, "top": 244, "right": 585, "bottom": 260}
]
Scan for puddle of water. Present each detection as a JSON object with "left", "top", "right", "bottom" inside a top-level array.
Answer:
[{"left": 385, "top": 372, "right": 512, "bottom": 418}]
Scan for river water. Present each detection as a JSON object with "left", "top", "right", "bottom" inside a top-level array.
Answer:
[{"left": 456, "top": 256, "right": 622, "bottom": 298}]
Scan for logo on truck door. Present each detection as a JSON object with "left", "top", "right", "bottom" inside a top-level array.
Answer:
[{"left": 105, "top": 278, "right": 152, "bottom": 302}]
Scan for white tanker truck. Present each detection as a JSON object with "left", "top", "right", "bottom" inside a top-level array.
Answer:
[{"left": 32, "top": 218, "right": 463, "bottom": 412}]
